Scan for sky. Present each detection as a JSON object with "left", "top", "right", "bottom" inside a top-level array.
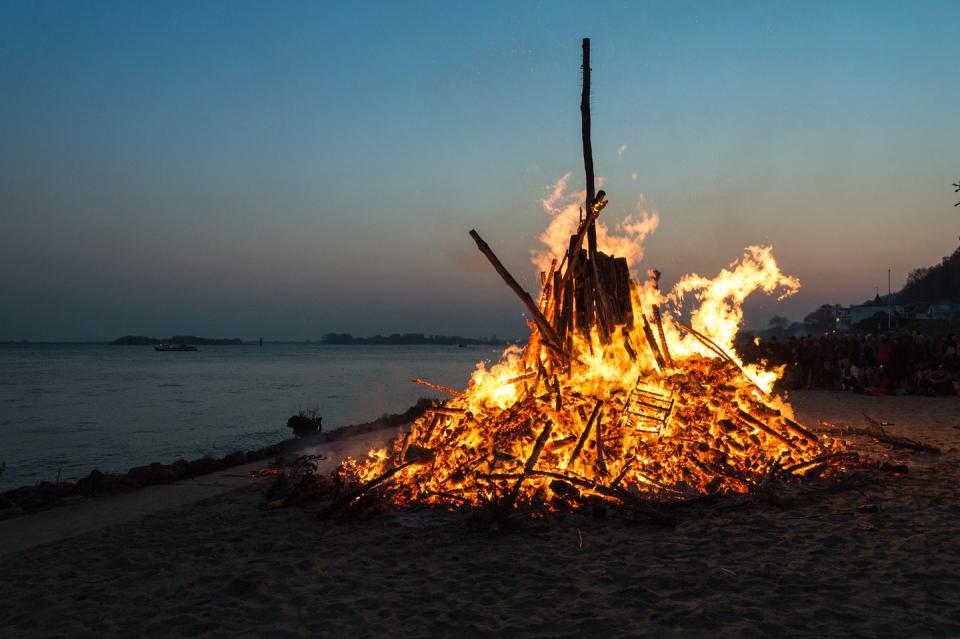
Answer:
[{"left": 1, "top": 1, "right": 958, "bottom": 341}]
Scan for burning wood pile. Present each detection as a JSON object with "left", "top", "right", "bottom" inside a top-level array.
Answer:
[{"left": 319, "top": 39, "right": 849, "bottom": 517}]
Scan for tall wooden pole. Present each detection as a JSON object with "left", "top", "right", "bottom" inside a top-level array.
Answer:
[{"left": 581, "top": 38, "right": 597, "bottom": 257}]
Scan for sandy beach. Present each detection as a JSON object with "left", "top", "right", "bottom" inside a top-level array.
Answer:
[{"left": 1, "top": 390, "right": 958, "bottom": 638}]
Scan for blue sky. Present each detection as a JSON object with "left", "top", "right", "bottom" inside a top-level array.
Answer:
[{"left": 1, "top": 1, "right": 958, "bottom": 340}]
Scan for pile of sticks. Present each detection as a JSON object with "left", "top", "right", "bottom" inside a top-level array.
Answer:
[
  {"left": 318, "top": 355, "right": 849, "bottom": 517},
  {"left": 309, "top": 39, "right": 853, "bottom": 518}
]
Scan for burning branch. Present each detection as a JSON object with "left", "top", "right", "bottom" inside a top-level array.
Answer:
[
  {"left": 469, "top": 229, "right": 566, "bottom": 357},
  {"left": 411, "top": 378, "right": 462, "bottom": 397}
]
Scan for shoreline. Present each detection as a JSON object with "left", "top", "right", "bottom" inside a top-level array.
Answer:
[{"left": 0, "top": 399, "right": 433, "bottom": 520}]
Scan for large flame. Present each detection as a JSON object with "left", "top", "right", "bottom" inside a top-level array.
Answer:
[{"left": 336, "top": 176, "right": 843, "bottom": 511}]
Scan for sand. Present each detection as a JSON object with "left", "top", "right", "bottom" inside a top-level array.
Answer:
[{"left": 1, "top": 391, "right": 959, "bottom": 638}]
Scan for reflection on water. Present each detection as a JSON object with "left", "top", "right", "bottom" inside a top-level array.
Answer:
[{"left": 0, "top": 343, "right": 500, "bottom": 488}]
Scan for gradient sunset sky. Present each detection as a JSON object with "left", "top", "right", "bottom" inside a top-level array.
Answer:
[{"left": 2, "top": 1, "right": 958, "bottom": 341}]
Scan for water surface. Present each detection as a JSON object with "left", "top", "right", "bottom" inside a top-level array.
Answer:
[{"left": 0, "top": 343, "right": 501, "bottom": 489}]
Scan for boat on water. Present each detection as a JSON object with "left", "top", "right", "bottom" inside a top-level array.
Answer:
[{"left": 154, "top": 344, "right": 198, "bottom": 352}]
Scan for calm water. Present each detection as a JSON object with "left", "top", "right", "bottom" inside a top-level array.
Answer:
[{"left": 0, "top": 344, "right": 502, "bottom": 489}]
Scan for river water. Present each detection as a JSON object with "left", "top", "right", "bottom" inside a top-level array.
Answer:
[{"left": 0, "top": 343, "right": 502, "bottom": 489}]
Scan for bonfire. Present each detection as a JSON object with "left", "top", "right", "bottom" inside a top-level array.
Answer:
[{"left": 326, "top": 39, "right": 849, "bottom": 515}]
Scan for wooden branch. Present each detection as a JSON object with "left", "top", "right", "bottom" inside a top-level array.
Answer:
[
  {"left": 611, "top": 457, "right": 635, "bottom": 487},
  {"left": 565, "top": 399, "right": 603, "bottom": 468},
  {"left": 735, "top": 407, "right": 798, "bottom": 450},
  {"left": 469, "top": 229, "right": 565, "bottom": 353},
  {"left": 651, "top": 305, "right": 672, "bottom": 367},
  {"left": 420, "top": 413, "right": 442, "bottom": 445},
  {"left": 411, "top": 378, "right": 462, "bottom": 397},
  {"left": 557, "top": 195, "right": 607, "bottom": 303},
  {"left": 782, "top": 416, "right": 818, "bottom": 443},
  {"left": 779, "top": 451, "right": 859, "bottom": 476},
  {"left": 426, "top": 406, "right": 466, "bottom": 416},
  {"left": 507, "top": 419, "right": 554, "bottom": 506},
  {"left": 671, "top": 318, "right": 766, "bottom": 395},
  {"left": 316, "top": 461, "right": 415, "bottom": 519},
  {"left": 817, "top": 418, "right": 941, "bottom": 455},
  {"left": 641, "top": 313, "right": 666, "bottom": 369},
  {"left": 595, "top": 407, "right": 608, "bottom": 476}
]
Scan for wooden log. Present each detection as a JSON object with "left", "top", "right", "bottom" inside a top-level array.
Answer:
[
  {"left": 524, "top": 420, "right": 554, "bottom": 473},
  {"left": 530, "top": 469, "right": 595, "bottom": 490},
  {"left": 420, "top": 413, "right": 442, "bottom": 444},
  {"left": 574, "top": 247, "right": 592, "bottom": 334},
  {"left": 507, "top": 419, "right": 555, "bottom": 506},
  {"left": 614, "top": 258, "right": 634, "bottom": 325},
  {"left": 411, "top": 378, "right": 462, "bottom": 397},
  {"left": 621, "top": 327, "right": 637, "bottom": 361},
  {"left": 595, "top": 408, "right": 608, "bottom": 476},
  {"left": 778, "top": 451, "right": 859, "bottom": 476},
  {"left": 469, "top": 229, "right": 565, "bottom": 354},
  {"left": 651, "top": 305, "right": 672, "bottom": 368},
  {"left": 589, "top": 255, "right": 614, "bottom": 341},
  {"left": 551, "top": 270, "right": 564, "bottom": 328},
  {"left": 316, "top": 461, "right": 415, "bottom": 519},
  {"left": 595, "top": 253, "right": 620, "bottom": 322},
  {"left": 781, "top": 416, "right": 819, "bottom": 443},
  {"left": 426, "top": 406, "right": 466, "bottom": 416},
  {"left": 641, "top": 314, "right": 666, "bottom": 369},
  {"left": 611, "top": 457, "right": 635, "bottom": 487},
  {"left": 672, "top": 318, "right": 766, "bottom": 396},
  {"left": 565, "top": 399, "right": 603, "bottom": 469},
  {"left": 581, "top": 38, "right": 597, "bottom": 257},
  {"left": 557, "top": 194, "right": 607, "bottom": 307},
  {"left": 735, "top": 407, "right": 798, "bottom": 450}
]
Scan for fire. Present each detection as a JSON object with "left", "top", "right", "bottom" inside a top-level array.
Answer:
[
  {"left": 329, "top": 39, "right": 845, "bottom": 514},
  {"left": 334, "top": 179, "right": 844, "bottom": 512}
]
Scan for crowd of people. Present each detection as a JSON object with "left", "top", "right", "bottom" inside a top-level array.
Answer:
[{"left": 739, "top": 332, "right": 960, "bottom": 396}]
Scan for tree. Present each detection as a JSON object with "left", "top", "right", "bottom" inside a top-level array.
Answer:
[
  {"left": 767, "top": 315, "right": 791, "bottom": 335},
  {"left": 803, "top": 304, "right": 836, "bottom": 334}
]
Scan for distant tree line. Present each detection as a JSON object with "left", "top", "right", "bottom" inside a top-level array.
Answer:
[
  {"left": 898, "top": 244, "right": 960, "bottom": 303},
  {"left": 321, "top": 333, "right": 507, "bottom": 346},
  {"left": 763, "top": 242, "right": 960, "bottom": 338},
  {"left": 111, "top": 335, "right": 243, "bottom": 345}
]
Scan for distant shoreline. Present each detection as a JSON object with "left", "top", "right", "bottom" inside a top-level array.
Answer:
[{"left": 1, "top": 334, "right": 516, "bottom": 346}]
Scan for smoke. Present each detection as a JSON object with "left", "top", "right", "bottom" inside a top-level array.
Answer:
[{"left": 532, "top": 173, "right": 660, "bottom": 278}]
